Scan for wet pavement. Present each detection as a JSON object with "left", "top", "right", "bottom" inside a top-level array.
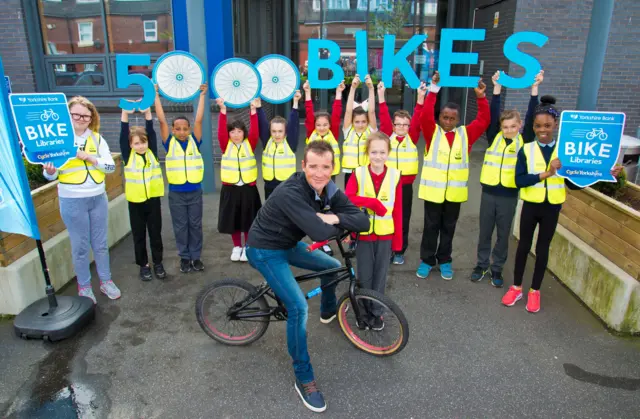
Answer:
[{"left": 1, "top": 136, "right": 639, "bottom": 418}]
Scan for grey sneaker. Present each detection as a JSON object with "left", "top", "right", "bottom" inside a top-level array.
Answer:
[
  {"left": 99, "top": 280, "right": 121, "bottom": 300},
  {"left": 78, "top": 287, "right": 96, "bottom": 304}
]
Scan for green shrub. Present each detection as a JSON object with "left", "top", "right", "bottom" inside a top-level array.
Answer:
[
  {"left": 591, "top": 166, "right": 627, "bottom": 199},
  {"left": 22, "top": 158, "right": 48, "bottom": 190}
]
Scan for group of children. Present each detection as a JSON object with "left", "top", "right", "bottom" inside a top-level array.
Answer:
[{"left": 44, "top": 68, "right": 619, "bottom": 316}]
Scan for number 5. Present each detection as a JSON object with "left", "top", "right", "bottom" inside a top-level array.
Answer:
[{"left": 116, "top": 54, "right": 155, "bottom": 111}]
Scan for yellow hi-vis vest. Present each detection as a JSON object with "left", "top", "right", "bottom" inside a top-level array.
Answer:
[
  {"left": 306, "top": 130, "right": 341, "bottom": 175},
  {"left": 220, "top": 139, "right": 258, "bottom": 184},
  {"left": 418, "top": 126, "right": 469, "bottom": 203},
  {"left": 262, "top": 137, "right": 296, "bottom": 181},
  {"left": 387, "top": 133, "right": 419, "bottom": 175},
  {"left": 58, "top": 132, "right": 105, "bottom": 185},
  {"left": 342, "top": 126, "right": 371, "bottom": 170},
  {"left": 124, "top": 150, "right": 165, "bottom": 203},
  {"left": 165, "top": 136, "right": 204, "bottom": 185},
  {"left": 519, "top": 142, "right": 566, "bottom": 204},
  {"left": 480, "top": 132, "right": 523, "bottom": 188},
  {"left": 355, "top": 166, "right": 400, "bottom": 236}
]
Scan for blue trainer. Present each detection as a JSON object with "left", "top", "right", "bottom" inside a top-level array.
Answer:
[
  {"left": 491, "top": 270, "right": 504, "bottom": 288},
  {"left": 392, "top": 253, "right": 405, "bottom": 265},
  {"left": 416, "top": 262, "right": 433, "bottom": 278},
  {"left": 439, "top": 263, "right": 454, "bottom": 280},
  {"left": 295, "top": 379, "right": 327, "bottom": 413}
]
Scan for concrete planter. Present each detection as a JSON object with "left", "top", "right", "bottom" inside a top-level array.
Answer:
[
  {"left": 513, "top": 186, "right": 640, "bottom": 334},
  {"left": 0, "top": 154, "right": 131, "bottom": 315}
]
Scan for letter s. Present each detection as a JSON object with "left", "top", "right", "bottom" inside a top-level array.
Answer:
[{"left": 500, "top": 32, "right": 548, "bottom": 89}]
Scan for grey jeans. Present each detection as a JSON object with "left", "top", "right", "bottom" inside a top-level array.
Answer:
[
  {"left": 355, "top": 240, "right": 393, "bottom": 316},
  {"left": 59, "top": 193, "right": 111, "bottom": 288},
  {"left": 476, "top": 191, "right": 518, "bottom": 273},
  {"left": 168, "top": 189, "right": 203, "bottom": 260}
]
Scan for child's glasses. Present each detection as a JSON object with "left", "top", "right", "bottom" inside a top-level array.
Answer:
[{"left": 71, "top": 113, "right": 92, "bottom": 122}]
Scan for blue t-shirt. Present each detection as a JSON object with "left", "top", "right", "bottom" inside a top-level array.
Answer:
[{"left": 164, "top": 134, "right": 202, "bottom": 192}]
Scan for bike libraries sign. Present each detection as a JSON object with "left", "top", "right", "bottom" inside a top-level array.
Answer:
[
  {"left": 9, "top": 93, "right": 76, "bottom": 167},
  {"left": 557, "top": 110, "right": 625, "bottom": 187}
]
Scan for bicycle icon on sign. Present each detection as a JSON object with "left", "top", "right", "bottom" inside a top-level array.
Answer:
[
  {"left": 586, "top": 128, "right": 608, "bottom": 141},
  {"left": 40, "top": 109, "right": 59, "bottom": 122}
]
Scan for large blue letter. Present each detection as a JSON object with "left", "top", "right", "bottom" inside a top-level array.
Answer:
[
  {"left": 500, "top": 32, "right": 549, "bottom": 89},
  {"left": 115, "top": 54, "right": 155, "bottom": 111},
  {"left": 355, "top": 31, "right": 369, "bottom": 78},
  {"left": 382, "top": 34, "right": 425, "bottom": 89},
  {"left": 307, "top": 39, "right": 344, "bottom": 89},
  {"left": 438, "top": 29, "right": 486, "bottom": 88}
]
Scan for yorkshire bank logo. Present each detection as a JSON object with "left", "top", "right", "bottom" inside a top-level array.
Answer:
[{"left": 570, "top": 114, "right": 579, "bottom": 120}]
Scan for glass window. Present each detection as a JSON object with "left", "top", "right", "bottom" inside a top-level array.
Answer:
[
  {"left": 105, "top": 0, "right": 174, "bottom": 53},
  {"left": 39, "top": 0, "right": 106, "bottom": 54},
  {"left": 52, "top": 62, "right": 105, "bottom": 87},
  {"left": 143, "top": 20, "right": 158, "bottom": 42},
  {"left": 35, "top": 0, "right": 174, "bottom": 95}
]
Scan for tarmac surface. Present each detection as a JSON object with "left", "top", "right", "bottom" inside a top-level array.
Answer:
[{"left": 1, "top": 133, "right": 639, "bottom": 418}]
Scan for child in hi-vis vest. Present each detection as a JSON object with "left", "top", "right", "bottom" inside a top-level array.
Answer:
[
  {"left": 120, "top": 96, "right": 165, "bottom": 282},
  {"left": 155, "top": 83, "right": 208, "bottom": 274},
  {"left": 43, "top": 96, "right": 118, "bottom": 304},
  {"left": 503, "top": 91, "right": 622, "bottom": 313},
  {"left": 378, "top": 80, "right": 426, "bottom": 265},
  {"left": 216, "top": 97, "right": 261, "bottom": 262},
  {"left": 257, "top": 92, "right": 301, "bottom": 199},
  {"left": 341, "top": 74, "right": 377, "bottom": 188},
  {"left": 470, "top": 71, "right": 527, "bottom": 287},
  {"left": 345, "top": 132, "right": 402, "bottom": 331}
]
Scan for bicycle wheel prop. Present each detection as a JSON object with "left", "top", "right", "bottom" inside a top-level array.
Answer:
[
  {"left": 196, "top": 279, "right": 270, "bottom": 346},
  {"left": 255, "top": 54, "right": 300, "bottom": 104},
  {"left": 211, "top": 58, "right": 262, "bottom": 109},
  {"left": 153, "top": 51, "right": 206, "bottom": 103},
  {"left": 337, "top": 289, "right": 409, "bottom": 356}
]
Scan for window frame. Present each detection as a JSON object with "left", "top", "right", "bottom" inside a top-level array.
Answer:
[
  {"left": 143, "top": 19, "right": 158, "bottom": 42},
  {"left": 77, "top": 21, "right": 94, "bottom": 47},
  {"left": 25, "top": 0, "right": 175, "bottom": 98}
]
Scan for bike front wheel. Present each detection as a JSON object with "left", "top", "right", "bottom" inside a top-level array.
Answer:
[
  {"left": 196, "top": 278, "right": 270, "bottom": 346},
  {"left": 336, "top": 288, "right": 409, "bottom": 356}
]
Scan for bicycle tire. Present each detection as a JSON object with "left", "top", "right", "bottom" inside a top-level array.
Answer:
[
  {"left": 195, "top": 278, "right": 270, "bottom": 346},
  {"left": 337, "top": 288, "right": 409, "bottom": 356}
]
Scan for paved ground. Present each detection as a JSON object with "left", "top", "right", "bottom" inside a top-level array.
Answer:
[{"left": 1, "top": 136, "right": 639, "bottom": 419}]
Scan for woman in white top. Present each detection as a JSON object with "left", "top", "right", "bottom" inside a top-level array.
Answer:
[{"left": 43, "top": 96, "right": 120, "bottom": 304}]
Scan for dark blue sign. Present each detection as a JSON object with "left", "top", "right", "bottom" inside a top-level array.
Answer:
[
  {"left": 9, "top": 93, "right": 76, "bottom": 168},
  {"left": 557, "top": 110, "right": 625, "bottom": 187}
]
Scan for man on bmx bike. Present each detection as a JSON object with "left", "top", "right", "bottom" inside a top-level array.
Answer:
[{"left": 246, "top": 140, "right": 370, "bottom": 413}]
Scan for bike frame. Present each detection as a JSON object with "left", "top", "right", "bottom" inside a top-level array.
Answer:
[{"left": 227, "top": 232, "right": 366, "bottom": 323}]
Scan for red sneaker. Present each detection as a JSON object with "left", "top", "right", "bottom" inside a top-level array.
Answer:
[
  {"left": 526, "top": 289, "right": 541, "bottom": 313},
  {"left": 501, "top": 286, "right": 523, "bottom": 307}
]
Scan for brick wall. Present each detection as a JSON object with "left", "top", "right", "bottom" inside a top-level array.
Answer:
[
  {"left": 505, "top": 0, "right": 639, "bottom": 136},
  {"left": 0, "top": 0, "right": 36, "bottom": 93}
]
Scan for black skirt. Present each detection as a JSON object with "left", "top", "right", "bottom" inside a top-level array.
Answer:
[{"left": 218, "top": 184, "right": 262, "bottom": 234}]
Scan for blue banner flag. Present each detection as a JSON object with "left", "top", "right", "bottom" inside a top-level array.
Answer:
[
  {"left": 557, "top": 110, "right": 625, "bottom": 188},
  {"left": 9, "top": 92, "right": 76, "bottom": 168},
  {"left": 0, "top": 57, "right": 40, "bottom": 239}
]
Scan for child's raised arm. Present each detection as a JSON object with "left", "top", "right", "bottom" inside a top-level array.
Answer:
[
  {"left": 486, "top": 71, "right": 502, "bottom": 145},
  {"left": 343, "top": 75, "right": 360, "bottom": 131},
  {"left": 377, "top": 82, "right": 393, "bottom": 136},
  {"left": 331, "top": 80, "right": 345, "bottom": 139},
  {"left": 303, "top": 80, "right": 315, "bottom": 138},
  {"left": 120, "top": 104, "right": 135, "bottom": 163},
  {"left": 154, "top": 85, "right": 170, "bottom": 143},
  {"left": 249, "top": 98, "right": 260, "bottom": 150},
  {"left": 288, "top": 90, "right": 301, "bottom": 151},
  {"left": 193, "top": 83, "right": 208, "bottom": 141},
  {"left": 216, "top": 97, "right": 229, "bottom": 153},
  {"left": 143, "top": 106, "right": 158, "bottom": 157},
  {"left": 365, "top": 75, "right": 377, "bottom": 130},
  {"left": 523, "top": 70, "right": 543, "bottom": 143}
]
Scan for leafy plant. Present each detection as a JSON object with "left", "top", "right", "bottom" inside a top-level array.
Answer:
[
  {"left": 591, "top": 166, "right": 627, "bottom": 199},
  {"left": 369, "top": 1, "right": 412, "bottom": 39},
  {"left": 22, "top": 158, "right": 49, "bottom": 190}
]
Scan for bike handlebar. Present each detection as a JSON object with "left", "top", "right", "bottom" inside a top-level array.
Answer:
[{"left": 306, "top": 230, "right": 358, "bottom": 253}]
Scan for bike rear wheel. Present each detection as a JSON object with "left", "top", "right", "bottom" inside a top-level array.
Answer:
[
  {"left": 337, "top": 288, "right": 409, "bottom": 356},
  {"left": 196, "top": 278, "right": 270, "bottom": 346}
]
